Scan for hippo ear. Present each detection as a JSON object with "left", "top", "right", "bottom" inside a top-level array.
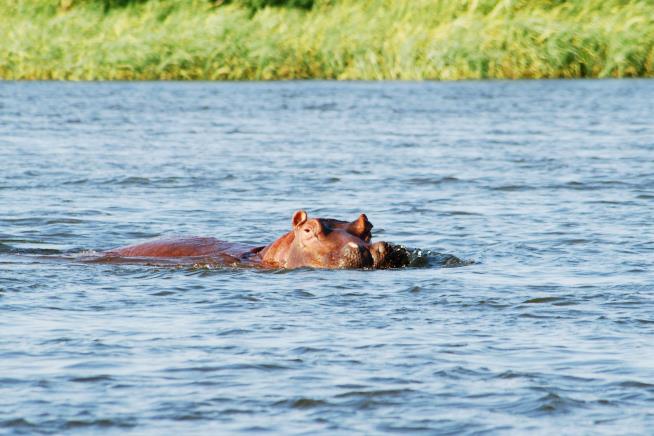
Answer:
[
  {"left": 348, "top": 214, "right": 373, "bottom": 238},
  {"left": 292, "top": 210, "right": 308, "bottom": 228}
]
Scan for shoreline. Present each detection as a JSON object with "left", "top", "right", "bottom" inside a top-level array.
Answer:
[{"left": 2, "top": 0, "right": 653, "bottom": 81}]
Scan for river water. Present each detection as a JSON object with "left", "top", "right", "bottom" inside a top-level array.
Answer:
[{"left": 1, "top": 80, "right": 653, "bottom": 434}]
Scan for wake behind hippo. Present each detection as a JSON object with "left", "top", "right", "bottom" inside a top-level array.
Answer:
[{"left": 98, "top": 210, "right": 410, "bottom": 269}]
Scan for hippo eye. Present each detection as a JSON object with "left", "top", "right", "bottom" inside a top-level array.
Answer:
[{"left": 304, "top": 229, "right": 311, "bottom": 233}]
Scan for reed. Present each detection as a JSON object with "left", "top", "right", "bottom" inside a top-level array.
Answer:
[{"left": 2, "top": 0, "right": 653, "bottom": 80}]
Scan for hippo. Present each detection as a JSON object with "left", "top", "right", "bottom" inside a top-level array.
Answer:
[{"left": 100, "top": 210, "right": 410, "bottom": 269}]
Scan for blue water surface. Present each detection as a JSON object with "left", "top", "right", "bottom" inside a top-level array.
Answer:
[{"left": 1, "top": 80, "right": 653, "bottom": 434}]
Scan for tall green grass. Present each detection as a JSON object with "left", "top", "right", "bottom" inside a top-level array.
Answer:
[{"left": 2, "top": 0, "right": 653, "bottom": 80}]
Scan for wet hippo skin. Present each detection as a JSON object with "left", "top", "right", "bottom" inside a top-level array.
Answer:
[{"left": 102, "top": 210, "right": 408, "bottom": 269}]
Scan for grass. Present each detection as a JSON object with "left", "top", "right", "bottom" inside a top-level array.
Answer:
[{"left": 2, "top": 0, "right": 654, "bottom": 80}]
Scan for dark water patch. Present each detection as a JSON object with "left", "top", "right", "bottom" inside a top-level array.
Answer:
[
  {"left": 0, "top": 418, "right": 37, "bottom": 431},
  {"left": 63, "top": 418, "right": 137, "bottom": 430},
  {"left": 164, "top": 412, "right": 212, "bottom": 421},
  {"left": 558, "top": 238, "right": 591, "bottom": 245},
  {"left": 334, "top": 389, "right": 417, "bottom": 409},
  {"left": 292, "top": 289, "right": 316, "bottom": 298},
  {"left": 496, "top": 370, "right": 535, "bottom": 380},
  {"left": 8, "top": 247, "right": 63, "bottom": 255},
  {"left": 551, "top": 180, "right": 633, "bottom": 191},
  {"left": 522, "top": 297, "right": 565, "bottom": 304},
  {"left": 62, "top": 178, "right": 91, "bottom": 185},
  {"left": 44, "top": 218, "right": 85, "bottom": 225},
  {"left": 151, "top": 290, "right": 176, "bottom": 296},
  {"left": 165, "top": 363, "right": 291, "bottom": 373},
  {"left": 441, "top": 210, "right": 482, "bottom": 216},
  {"left": 274, "top": 398, "right": 329, "bottom": 409},
  {"left": 115, "top": 176, "right": 152, "bottom": 186},
  {"left": 217, "top": 328, "right": 252, "bottom": 336},
  {"left": 633, "top": 318, "right": 654, "bottom": 325},
  {"left": 303, "top": 102, "right": 338, "bottom": 111},
  {"left": 406, "top": 176, "right": 461, "bottom": 186},
  {"left": 587, "top": 200, "right": 636, "bottom": 206},
  {"left": 69, "top": 375, "right": 114, "bottom": 383},
  {"left": 615, "top": 380, "right": 654, "bottom": 389},
  {"left": 490, "top": 184, "right": 534, "bottom": 192},
  {"left": 335, "top": 388, "right": 416, "bottom": 399},
  {"left": 0, "top": 377, "right": 30, "bottom": 386}
]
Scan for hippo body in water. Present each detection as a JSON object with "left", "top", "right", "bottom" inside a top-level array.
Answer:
[{"left": 101, "top": 210, "right": 409, "bottom": 269}]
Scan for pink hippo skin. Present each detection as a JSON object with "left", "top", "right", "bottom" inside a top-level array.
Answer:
[{"left": 102, "top": 210, "right": 405, "bottom": 269}]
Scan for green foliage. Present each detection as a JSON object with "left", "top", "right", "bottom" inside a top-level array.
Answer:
[
  {"left": 79, "top": 0, "right": 315, "bottom": 12},
  {"left": 61, "top": 0, "right": 149, "bottom": 12},
  {"left": 231, "top": 0, "right": 314, "bottom": 11},
  {"left": 91, "top": 0, "right": 148, "bottom": 8},
  {"left": 1, "top": 0, "right": 653, "bottom": 80}
]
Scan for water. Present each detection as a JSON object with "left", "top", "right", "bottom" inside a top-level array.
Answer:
[{"left": 1, "top": 80, "right": 653, "bottom": 434}]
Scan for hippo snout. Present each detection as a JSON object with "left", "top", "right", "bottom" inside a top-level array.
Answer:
[
  {"left": 369, "top": 241, "right": 410, "bottom": 269},
  {"left": 339, "top": 242, "right": 373, "bottom": 268},
  {"left": 369, "top": 241, "right": 390, "bottom": 268}
]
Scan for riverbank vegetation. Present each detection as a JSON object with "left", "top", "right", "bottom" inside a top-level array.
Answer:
[{"left": 2, "top": 0, "right": 653, "bottom": 80}]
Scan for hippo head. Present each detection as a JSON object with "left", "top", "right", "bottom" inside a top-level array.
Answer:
[
  {"left": 322, "top": 214, "right": 373, "bottom": 244},
  {"left": 260, "top": 210, "right": 398, "bottom": 269}
]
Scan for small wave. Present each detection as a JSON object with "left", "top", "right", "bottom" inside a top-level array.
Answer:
[
  {"left": 0, "top": 418, "right": 36, "bottom": 430},
  {"left": 442, "top": 210, "right": 482, "bottom": 216},
  {"left": 63, "top": 418, "right": 136, "bottom": 430},
  {"left": 533, "top": 392, "right": 586, "bottom": 415},
  {"left": 4, "top": 246, "right": 63, "bottom": 256},
  {"left": 1, "top": 417, "right": 136, "bottom": 431},
  {"left": 433, "top": 366, "right": 488, "bottom": 380},
  {"left": 334, "top": 388, "right": 417, "bottom": 409},
  {"left": 44, "top": 218, "right": 84, "bottom": 224},
  {"left": 490, "top": 184, "right": 533, "bottom": 192},
  {"left": 615, "top": 380, "right": 654, "bottom": 389},
  {"left": 500, "top": 391, "right": 586, "bottom": 417},
  {"left": 335, "top": 388, "right": 415, "bottom": 399},
  {"left": 290, "top": 346, "right": 330, "bottom": 355},
  {"left": 69, "top": 375, "right": 114, "bottom": 383},
  {"left": 406, "top": 176, "right": 461, "bottom": 186},
  {"left": 274, "top": 398, "right": 328, "bottom": 409},
  {"left": 303, "top": 102, "right": 337, "bottom": 111},
  {"left": 117, "top": 176, "right": 151, "bottom": 186},
  {"left": 151, "top": 290, "right": 176, "bottom": 296},
  {"left": 522, "top": 297, "right": 564, "bottom": 304},
  {"left": 165, "top": 362, "right": 290, "bottom": 374}
]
